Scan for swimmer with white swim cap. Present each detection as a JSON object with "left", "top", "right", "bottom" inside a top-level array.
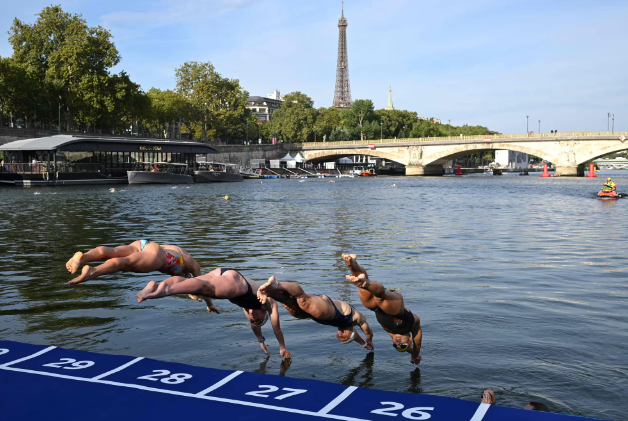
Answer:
[
  {"left": 258, "top": 276, "right": 374, "bottom": 350},
  {"left": 135, "top": 268, "right": 291, "bottom": 358},
  {"left": 342, "top": 254, "right": 423, "bottom": 365}
]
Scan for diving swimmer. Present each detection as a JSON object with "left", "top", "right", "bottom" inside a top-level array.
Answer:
[
  {"left": 342, "top": 254, "right": 423, "bottom": 364},
  {"left": 66, "top": 240, "right": 201, "bottom": 285},
  {"left": 135, "top": 268, "right": 291, "bottom": 358},
  {"left": 257, "top": 276, "right": 374, "bottom": 350}
]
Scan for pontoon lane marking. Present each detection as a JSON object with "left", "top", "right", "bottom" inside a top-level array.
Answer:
[
  {"left": 469, "top": 403, "right": 491, "bottom": 421},
  {"left": 0, "top": 346, "right": 56, "bottom": 368},
  {"left": 0, "top": 365, "right": 369, "bottom": 421},
  {"left": 317, "top": 386, "right": 358, "bottom": 414},
  {"left": 91, "top": 357, "right": 144, "bottom": 380},
  {"left": 195, "top": 371, "right": 244, "bottom": 396}
]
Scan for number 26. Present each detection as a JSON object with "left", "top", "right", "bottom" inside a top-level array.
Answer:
[{"left": 371, "top": 402, "right": 434, "bottom": 420}]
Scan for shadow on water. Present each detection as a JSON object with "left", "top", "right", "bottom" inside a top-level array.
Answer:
[{"left": 338, "top": 352, "right": 375, "bottom": 388}]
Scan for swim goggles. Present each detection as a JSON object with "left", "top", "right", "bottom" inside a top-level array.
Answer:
[
  {"left": 392, "top": 334, "right": 412, "bottom": 352},
  {"left": 250, "top": 312, "right": 269, "bottom": 327}
]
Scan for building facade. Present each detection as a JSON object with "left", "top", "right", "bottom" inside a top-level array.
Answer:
[{"left": 247, "top": 95, "right": 283, "bottom": 122}]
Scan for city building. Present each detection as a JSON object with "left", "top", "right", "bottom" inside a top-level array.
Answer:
[
  {"left": 267, "top": 90, "right": 281, "bottom": 100},
  {"left": 247, "top": 95, "right": 283, "bottom": 122},
  {"left": 495, "top": 150, "right": 529, "bottom": 169}
]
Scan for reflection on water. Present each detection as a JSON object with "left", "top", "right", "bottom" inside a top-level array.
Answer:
[{"left": 2, "top": 172, "right": 628, "bottom": 420}]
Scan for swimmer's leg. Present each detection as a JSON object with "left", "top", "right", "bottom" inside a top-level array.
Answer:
[
  {"left": 66, "top": 241, "right": 141, "bottom": 274},
  {"left": 69, "top": 244, "right": 165, "bottom": 284},
  {"left": 136, "top": 276, "right": 194, "bottom": 303},
  {"left": 341, "top": 253, "right": 368, "bottom": 278}
]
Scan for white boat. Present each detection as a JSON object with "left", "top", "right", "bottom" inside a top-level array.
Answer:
[
  {"left": 483, "top": 168, "right": 493, "bottom": 175},
  {"left": 127, "top": 162, "right": 193, "bottom": 184}
]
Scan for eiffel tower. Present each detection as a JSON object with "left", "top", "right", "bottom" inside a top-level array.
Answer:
[{"left": 333, "top": 2, "right": 352, "bottom": 108}]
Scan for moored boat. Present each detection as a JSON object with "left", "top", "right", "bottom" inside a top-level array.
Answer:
[
  {"left": 360, "top": 169, "right": 377, "bottom": 176},
  {"left": 127, "top": 162, "right": 193, "bottom": 184},
  {"left": 194, "top": 162, "right": 243, "bottom": 183}
]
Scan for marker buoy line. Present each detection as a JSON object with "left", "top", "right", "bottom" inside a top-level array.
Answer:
[
  {"left": 0, "top": 340, "right": 601, "bottom": 421},
  {"left": 586, "top": 163, "right": 597, "bottom": 177},
  {"left": 540, "top": 164, "right": 551, "bottom": 177},
  {"left": 455, "top": 165, "right": 463, "bottom": 176}
]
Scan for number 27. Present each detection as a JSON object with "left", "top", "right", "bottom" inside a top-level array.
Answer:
[{"left": 245, "top": 385, "right": 307, "bottom": 400}]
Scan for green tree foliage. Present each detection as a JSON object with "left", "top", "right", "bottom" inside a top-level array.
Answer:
[
  {"left": 330, "top": 127, "right": 351, "bottom": 142},
  {"left": 270, "top": 91, "right": 317, "bottom": 142},
  {"left": 8, "top": 5, "right": 120, "bottom": 131},
  {"left": 175, "top": 61, "right": 249, "bottom": 142}
]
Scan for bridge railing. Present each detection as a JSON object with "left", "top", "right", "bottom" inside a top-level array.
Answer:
[{"left": 301, "top": 131, "right": 628, "bottom": 147}]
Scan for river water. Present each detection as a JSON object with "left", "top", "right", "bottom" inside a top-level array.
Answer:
[{"left": 1, "top": 172, "right": 626, "bottom": 420}]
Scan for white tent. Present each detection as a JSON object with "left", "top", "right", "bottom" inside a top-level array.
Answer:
[
  {"left": 293, "top": 153, "right": 307, "bottom": 163},
  {"left": 280, "top": 153, "right": 295, "bottom": 162}
]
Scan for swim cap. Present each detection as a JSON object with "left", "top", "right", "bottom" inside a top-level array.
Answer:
[{"left": 339, "top": 329, "right": 356, "bottom": 344}]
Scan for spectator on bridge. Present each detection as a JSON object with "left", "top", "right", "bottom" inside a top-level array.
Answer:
[{"left": 481, "top": 390, "right": 550, "bottom": 412}]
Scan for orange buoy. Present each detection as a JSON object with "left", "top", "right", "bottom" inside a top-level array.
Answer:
[
  {"left": 455, "top": 165, "right": 463, "bottom": 176},
  {"left": 585, "top": 163, "right": 597, "bottom": 177},
  {"left": 540, "top": 164, "right": 551, "bottom": 177}
]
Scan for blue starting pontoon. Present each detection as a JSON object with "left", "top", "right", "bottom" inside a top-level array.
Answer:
[{"left": 0, "top": 340, "right": 601, "bottom": 421}]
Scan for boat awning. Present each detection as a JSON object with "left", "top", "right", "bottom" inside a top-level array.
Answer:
[{"left": 0, "top": 135, "right": 219, "bottom": 154}]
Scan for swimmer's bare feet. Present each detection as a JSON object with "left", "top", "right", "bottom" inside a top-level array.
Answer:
[
  {"left": 136, "top": 281, "right": 157, "bottom": 303},
  {"left": 257, "top": 276, "right": 280, "bottom": 304},
  {"left": 68, "top": 265, "right": 95, "bottom": 284},
  {"left": 341, "top": 253, "right": 368, "bottom": 278},
  {"left": 345, "top": 274, "right": 367, "bottom": 288},
  {"left": 188, "top": 294, "right": 202, "bottom": 302},
  {"left": 66, "top": 252, "right": 83, "bottom": 274}
]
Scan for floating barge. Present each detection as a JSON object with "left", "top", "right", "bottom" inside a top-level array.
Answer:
[
  {"left": 0, "top": 340, "right": 601, "bottom": 421},
  {"left": 0, "top": 135, "right": 218, "bottom": 186}
]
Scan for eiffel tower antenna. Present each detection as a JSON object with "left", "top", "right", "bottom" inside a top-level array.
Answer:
[{"left": 333, "top": 2, "right": 352, "bottom": 108}]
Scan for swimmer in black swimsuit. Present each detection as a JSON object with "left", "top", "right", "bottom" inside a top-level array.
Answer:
[
  {"left": 342, "top": 254, "right": 423, "bottom": 365},
  {"left": 135, "top": 268, "right": 292, "bottom": 358},
  {"left": 257, "top": 276, "right": 374, "bottom": 350}
]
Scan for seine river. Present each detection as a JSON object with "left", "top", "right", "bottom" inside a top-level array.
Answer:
[{"left": 1, "top": 172, "right": 626, "bottom": 420}]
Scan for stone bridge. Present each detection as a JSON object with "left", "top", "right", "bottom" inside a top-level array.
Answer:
[{"left": 296, "top": 131, "right": 628, "bottom": 176}]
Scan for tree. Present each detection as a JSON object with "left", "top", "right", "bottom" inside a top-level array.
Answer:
[
  {"left": 314, "top": 107, "right": 344, "bottom": 142},
  {"left": 350, "top": 99, "right": 375, "bottom": 140},
  {"left": 270, "top": 91, "right": 317, "bottom": 142},
  {"left": 175, "top": 61, "right": 249, "bottom": 142},
  {"left": 8, "top": 5, "right": 120, "bottom": 131},
  {"left": 330, "top": 127, "right": 351, "bottom": 142}
]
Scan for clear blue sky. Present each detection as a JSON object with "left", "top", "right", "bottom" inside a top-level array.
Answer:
[{"left": 1, "top": 0, "right": 627, "bottom": 133}]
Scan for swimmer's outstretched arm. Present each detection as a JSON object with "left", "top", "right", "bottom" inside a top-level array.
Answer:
[
  {"left": 268, "top": 299, "right": 291, "bottom": 358},
  {"left": 409, "top": 315, "right": 423, "bottom": 365},
  {"left": 353, "top": 311, "right": 374, "bottom": 349},
  {"left": 341, "top": 254, "right": 369, "bottom": 279},
  {"left": 243, "top": 309, "right": 270, "bottom": 355}
]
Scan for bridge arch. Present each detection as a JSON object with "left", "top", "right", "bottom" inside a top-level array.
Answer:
[
  {"left": 421, "top": 143, "right": 557, "bottom": 166},
  {"left": 301, "top": 149, "right": 406, "bottom": 166}
]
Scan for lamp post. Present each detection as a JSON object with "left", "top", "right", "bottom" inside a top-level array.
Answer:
[
  {"left": 402, "top": 125, "right": 405, "bottom": 139},
  {"left": 608, "top": 112, "right": 611, "bottom": 132},
  {"left": 526, "top": 115, "right": 529, "bottom": 133},
  {"left": 380, "top": 121, "right": 383, "bottom": 140},
  {"left": 314, "top": 126, "right": 317, "bottom": 142},
  {"left": 257, "top": 122, "right": 261, "bottom": 143},
  {"left": 611, "top": 114, "right": 615, "bottom": 133},
  {"left": 448, "top": 119, "right": 451, "bottom": 136},
  {"left": 58, "top": 100, "right": 62, "bottom": 135},
  {"left": 538, "top": 120, "right": 541, "bottom": 134},
  {"left": 245, "top": 122, "right": 249, "bottom": 145}
]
